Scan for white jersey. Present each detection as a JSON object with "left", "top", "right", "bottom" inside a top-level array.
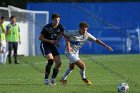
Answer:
[{"left": 64, "top": 30, "right": 96, "bottom": 53}]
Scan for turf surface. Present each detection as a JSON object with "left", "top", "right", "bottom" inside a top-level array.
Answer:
[{"left": 0, "top": 54, "right": 140, "bottom": 93}]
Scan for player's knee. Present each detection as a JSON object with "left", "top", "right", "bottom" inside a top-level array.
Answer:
[
  {"left": 70, "top": 67, "right": 74, "bottom": 70},
  {"left": 13, "top": 54, "right": 17, "bottom": 56},
  {"left": 47, "top": 59, "right": 54, "bottom": 66},
  {"left": 56, "top": 61, "right": 61, "bottom": 68},
  {"left": 69, "top": 65, "right": 75, "bottom": 69},
  {"left": 59, "top": 62, "right": 62, "bottom": 66},
  {"left": 79, "top": 64, "right": 86, "bottom": 69},
  {"left": 69, "top": 64, "right": 75, "bottom": 69},
  {"left": 83, "top": 64, "right": 86, "bottom": 69}
]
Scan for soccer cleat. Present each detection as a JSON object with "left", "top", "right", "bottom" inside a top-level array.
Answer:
[
  {"left": 15, "top": 61, "right": 19, "bottom": 64},
  {"left": 44, "top": 79, "right": 53, "bottom": 86},
  {"left": 50, "top": 78, "right": 56, "bottom": 85},
  {"left": 60, "top": 78, "right": 67, "bottom": 84},
  {"left": 15, "top": 62, "right": 19, "bottom": 64},
  {"left": 82, "top": 78, "right": 92, "bottom": 85}
]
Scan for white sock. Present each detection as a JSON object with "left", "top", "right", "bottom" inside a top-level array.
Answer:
[
  {"left": 0, "top": 53, "right": 3, "bottom": 64},
  {"left": 62, "top": 68, "right": 72, "bottom": 80},
  {"left": 3, "top": 51, "right": 8, "bottom": 64},
  {"left": 80, "top": 69, "right": 86, "bottom": 79}
]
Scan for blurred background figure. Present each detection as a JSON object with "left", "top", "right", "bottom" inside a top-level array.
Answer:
[
  {"left": 0, "top": 16, "right": 8, "bottom": 64},
  {"left": 6, "top": 16, "right": 21, "bottom": 64}
]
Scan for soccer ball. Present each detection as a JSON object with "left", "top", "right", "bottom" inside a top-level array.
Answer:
[{"left": 117, "top": 82, "right": 129, "bottom": 92}]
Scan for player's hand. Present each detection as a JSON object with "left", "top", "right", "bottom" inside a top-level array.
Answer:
[
  {"left": 49, "top": 40, "right": 57, "bottom": 44},
  {"left": 55, "top": 40, "right": 61, "bottom": 47},
  {"left": 67, "top": 46, "right": 73, "bottom": 52},
  {"left": 106, "top": 46, "right": 113, "bottom": 52},
  {"left": 19, "top": 41, "right": 21, "bottom": 44},
  {"left": 0, "top": 48, "right": 3, "bottom": 53},
  {"left": 1, "top": 50, "right": 4, "bottom": 53}
]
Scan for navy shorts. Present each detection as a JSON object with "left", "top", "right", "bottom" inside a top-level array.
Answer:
[{"left": 40, "top": 42, "right": 59, "bottom": 57}]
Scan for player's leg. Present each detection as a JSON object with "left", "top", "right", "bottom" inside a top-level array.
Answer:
[
  {"left": 0, "top": 48, "right": 3, "bottom": 64},
  {"left": 8, "top": 42, "right": 12, "bottom": 64},
  {"left": 75, "top": 59, "right": 86, "bottom": 79},
  {"left": 2, "top": 50, "right": 8, "bottom": 64},
  {"left": 50, "top": 46, "right": 61, "bottom": 85},
  {"left": 60, "top": 63, "right": 75, "bottom": 84},
  {"left": 45, "top": 53, "right": 54, "bottom": 85},
  {"left": 2, "top": 42, "right": 8, "bottom": 64},
  {"left": 76, "top": 59, "right": 92, "bottom": 85},
  {"left": 13, "top": 42, "right": 18, "bottom": 64},
  {"left": 40, "top": 43, "right": 54, "bottom": 85},
  {"left": 0, "top": 45, "right": 3, "bottom": 64},
  {"left": 60, "top": 51, "right": 78, "bottom": 84},
  {"left": 1, "top": 47, "right": 8, "bottom": 64}
]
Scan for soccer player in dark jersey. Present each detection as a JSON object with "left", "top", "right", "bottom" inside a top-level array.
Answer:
[{"left": 39, "top": 13, "right": 64, "bottom": 85}]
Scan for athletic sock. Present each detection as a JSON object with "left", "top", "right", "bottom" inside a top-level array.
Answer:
[
  {"left": 0, "top": 53, "right": 3, "bottom": 63},
  {"left": 51, "top": 68, "right": 59, "bottom": 79},
  {"left": 62, "top": 68, "right": 72, "bottom": 80},
  {"left": 80, "top": 69, "right": 86, "bottom": 79},
  {"left": 8, "top": 54, "right": 12, "bottom": 64},
  {"left": 45, "top": 59, "right": 53, "bottom": 79},
  {"left": 3, "top": 51, "right": 8, "bottom": 64},
  {"left": 45, "top": 64, "right": 52, "bottom": 79},
  {"left": 14, "top": 55, "right": 18, "bottom": 63}
]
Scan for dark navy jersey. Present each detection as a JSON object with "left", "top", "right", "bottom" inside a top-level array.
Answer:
[{"left": 41, "top": 23, "right": 64, "bottom": 45}]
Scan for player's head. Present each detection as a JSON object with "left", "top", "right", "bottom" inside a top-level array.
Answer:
[
  {"left": 79, "top": 22, "right": 89, "bottom": 34},
  {"left": 10, "top": 15, "right": 16, "bottom": 23},
  {"left": 51, "top": 13, "right": 60, "bottom": 27},
  {"left": 0, "top": 16, "right": 5, "bottom": 23}
]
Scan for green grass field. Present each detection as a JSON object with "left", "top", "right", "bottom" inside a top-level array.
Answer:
[{"left": 0, "top": 54, "right": 140, "bottom": 93}]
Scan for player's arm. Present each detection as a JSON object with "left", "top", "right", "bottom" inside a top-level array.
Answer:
[
  {"left": 18, "top": 26, "right": 21, "bottom": 44},
  {"left": 0, "top": 35, "right": 1, "bottom": 53},
  {"left": 0, "top": 25, "right": 4, "bottom": 52},
  {"left": 95, "top": 39, "right": 113, "bottom": 51},
  {"left": 6, "top": 25, "right": 11, "bottom": 35},
  {"left": 88, "top": 33, "right": 113, "bottom": 51},
  {"left": 39, "top": 34, "right": 56, "bottom": 44},
  {"left": 63, "top": 30, "right": 74, "bottom": 52},
  {"left": 18, "top": 32, "right": 21, "bottom": 44},
  {"left": 39, "top": 26, "right": 56, "bottom": 44},
  {"left": 64, "top": 36, "right": 72, "bottom": 52},
  {"left": 0, "top": 25, "right": 6, "bottom": 33},
  {"left": 56, "top": 32, "right": 63, "bottom": 47}
]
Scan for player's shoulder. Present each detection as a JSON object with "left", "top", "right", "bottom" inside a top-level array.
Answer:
[
  {"left": 58, "top": 23, "right": 63, "bottom": 26},
  {"left": 16, "top": 23, "right": 19, "bottom": 25},
  {"left": 7, "top": 23, "right": 12, "bottom": 28},
  {"left": 86, "top": 32, "right": 93, "bottom": 36},
  {"left": 2, "top": 23, "right": 6, "bottom": 27},
  {"left": 58, "top": 24, "right": 64, "bottom": 28},
  {"left": 7, "top": 23, "right": 11, "bottom": 26},
  {"left": 86, "top": 32, "right": 96, "bottom": 40},
  {"left": 44, "top": 23, "right": 51, "bottom": 28}
]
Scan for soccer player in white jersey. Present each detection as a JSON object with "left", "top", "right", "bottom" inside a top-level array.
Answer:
[
  {"left": 0, "top": 16, "right": 8, "bottom": 64},
  {"left": 60, "top": 22, "right": 113, "bottom": 85}
]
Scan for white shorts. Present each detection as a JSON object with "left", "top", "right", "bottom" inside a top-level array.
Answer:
[
  {"left": 65, "top": 50, "right": 80, "bottom": 63},
  {"left": 1, "top": 41, "right": 7, "bottom": 52}
]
